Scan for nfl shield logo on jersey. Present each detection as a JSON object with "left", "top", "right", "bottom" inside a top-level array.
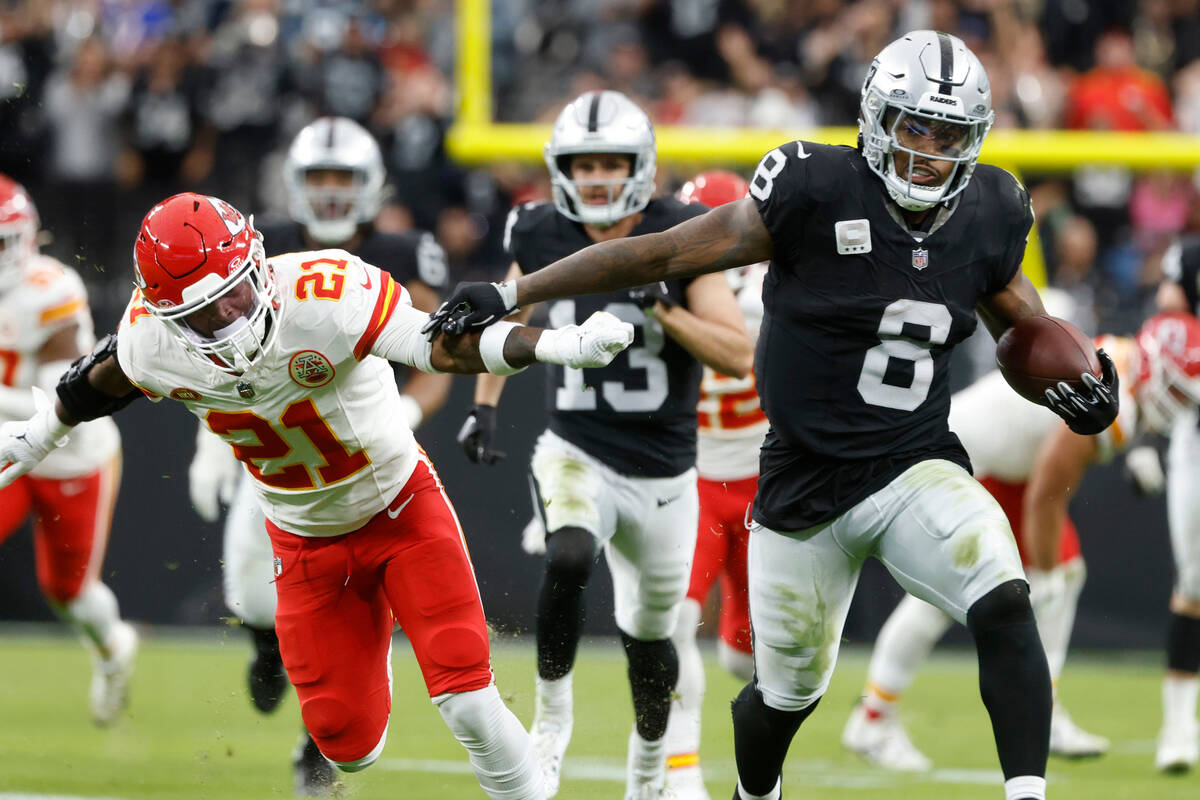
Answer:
[
  {"left": 273, "top": 557, "right": 283, "bottom": 577},
  {"left": 911, "top": 248, "right": 929, "bottom": 270}
]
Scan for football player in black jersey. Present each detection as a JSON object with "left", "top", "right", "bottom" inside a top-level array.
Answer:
[
  {"left": 185, "top": 116, "right": 451, "bottom": 795},
  {"left": 456, "top": 90, "right": 753, "bottom": 800},
  {"left": 428, "top": 32, "right": 1121, "bottom": 800},
  {"left": 1152, "top": 234, "right": 1200, "bottom": 772}
]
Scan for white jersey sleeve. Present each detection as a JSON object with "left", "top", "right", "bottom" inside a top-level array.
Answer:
[
  {"left": 118, "top": 250, "right": 421, "bottom": 537},
  {"left": 0, "top": 255, "right": 120, "bottom": 477}
]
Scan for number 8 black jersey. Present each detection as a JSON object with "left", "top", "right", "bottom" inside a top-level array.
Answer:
[
  {"left": 750, "top": 141, "right": 1034, "bottom": 530},
  {"left": 506, "top": 198, "right": 708, "bottom": 478}
]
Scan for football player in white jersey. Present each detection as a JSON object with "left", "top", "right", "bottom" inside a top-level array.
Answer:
[
  {"left": 0, "top": 174, "right": 136, "bottom": 727},
  {"left": 0, "top": 192, "right": 637, "bottom": 800},
  {"left": 841, "top": 311, "right": 1200, "bottom": 770},
  {"left": 660, "top": 171, "right": 765, "bottom": 800},
  {"left": 185, "top": 116, "right": 452, "bottom": 794}
]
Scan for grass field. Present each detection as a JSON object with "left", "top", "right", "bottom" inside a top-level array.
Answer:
[{"left": 0, "top": 626, "right": 1194, "bottom": 799}]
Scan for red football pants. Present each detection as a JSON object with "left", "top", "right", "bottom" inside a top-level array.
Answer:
[
  {"left": 266, "top": 453, "right": 493, "bottom": 763},
  {"left": 687, "top": 475, "right": 756, "bottom": 655},
  {"left": 0, "top": 456, "right": 121, "bottom": 603},
  {"left": 978, "top": 475, "right": 1081, "bottom": 565}
]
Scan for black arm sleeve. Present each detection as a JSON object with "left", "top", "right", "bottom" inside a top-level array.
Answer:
[{"left": 56, "top": 334, "right": 142, "bottom": 421}]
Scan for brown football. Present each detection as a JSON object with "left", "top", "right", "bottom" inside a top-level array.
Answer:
[{"left": 996, "top": 315, "right": 1102, "bottom": 405}]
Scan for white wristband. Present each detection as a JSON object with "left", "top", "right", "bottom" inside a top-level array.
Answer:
[
  {"left": 478, "top": 321, "right": 526, "bottom": 376},
  {"left": 397, "top": 394, "right": 424, "bottom": 430},
  {"left": 495, "top": 281, "right": 519, "bottom": 311}
]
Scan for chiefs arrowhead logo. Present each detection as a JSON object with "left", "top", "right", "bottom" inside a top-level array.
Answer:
[
  {"left": 288, "top": 350, "right": 335, "bottom": 389},
  {"left": 205, "top": 196, "right": 246, "bottom": 237}
]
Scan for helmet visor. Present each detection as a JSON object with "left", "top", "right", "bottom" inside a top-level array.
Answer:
[{"left": 889, "top": 109, "right": 984, "bottom": 164}]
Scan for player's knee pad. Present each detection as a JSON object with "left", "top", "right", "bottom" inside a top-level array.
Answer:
[
  {"left": 544, "top": 526, "right": 596, "bottom": 587},
  {"left": 967, "top": 578, "right": 1036, "bottom": 634},
  {"left": 426, "top": 622, "right": 491, "bottom": 673},
  {"left": 718, "top": 640, "right": 756, "bottom": 683},
  {"left": 300, "top": 694, "right": 387, "bottom": 769}
]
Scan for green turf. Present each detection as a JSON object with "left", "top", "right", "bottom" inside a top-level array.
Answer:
[{"left": 0, "top": 627, "right": 1194, "bottom": 799}]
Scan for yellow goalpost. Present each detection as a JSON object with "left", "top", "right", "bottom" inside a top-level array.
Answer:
[{"left": 447, "top": 0, "right": 1200, "bottom": 286}]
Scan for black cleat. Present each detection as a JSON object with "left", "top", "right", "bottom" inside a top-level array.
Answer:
[
  {"left": 293, "top": 731, "right": 337, "bottom": 797},
  {"left": 246, "top": 625, "right": 289, "bottom": 713}
]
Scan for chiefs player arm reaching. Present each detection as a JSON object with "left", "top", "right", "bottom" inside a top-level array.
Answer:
[{"left": 0, "top": 309, "right": 633, "bottom": 486}]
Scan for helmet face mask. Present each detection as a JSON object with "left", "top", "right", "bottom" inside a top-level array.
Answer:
[
  {"left": 545, "top": 90, "right": 657, "bottom": 226},
  {"left": 0, "top": 175, "right": 38, "bottom": 287},
  {"left": 135, "top": 193, "right": 278, "bottom": 374},
  {"left": 284, "top": 117, "right": 385, "bottom": 245},
  {"left": 859, "top": 31, "right": 994, "bottom": 211}
]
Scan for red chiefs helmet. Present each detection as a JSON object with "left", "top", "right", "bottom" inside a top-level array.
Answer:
[
  {"left": 133, "top": 193, "right": 276, "bottom": 373},
  {"left": 1135, "top": 311, "right": 1200, "bottom": 433},
  {"left": 0, "top": 174, "right": 39, "bottom": 285},
  {"left": 677, "top": 170, "right": 750, "bottom": 208}
]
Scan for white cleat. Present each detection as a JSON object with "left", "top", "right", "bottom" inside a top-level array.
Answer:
[
  {"left": 1156, "top": 719, "right": 1200, "bottom": 774},
  {"left": 841, "top": 702, "right": 933, "bottom": 772},
  {"left": 530, "top": 706, "right": 572, "bottom": 798},
  {"left": 664, "top": 757, "right": 710, "bottom": 800},
  {"left": 1049, "top": 705, "right": 1109, "bottom": 759},
  {"left": 90, "top": 621, "right": 138, "bottom": 726},
  {"left": 626, "top": 772, "right": 674, "bottom": 800}
]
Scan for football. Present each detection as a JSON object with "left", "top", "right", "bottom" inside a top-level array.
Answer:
[{"left": 996, "top": 315, "right": 1102, "bottom": 405}]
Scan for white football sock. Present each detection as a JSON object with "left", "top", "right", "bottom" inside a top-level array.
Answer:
[
  {"left": 1004, "top": 775, "right": 1046, "bottom": 800},
  {"left": 864, "top": 594, "right": 953, "bottom": 713},
  {"left": 535, "top": 672, "right": 573, "bottom": 714},
  {"left": 60, "top": 581, "right": 122, "bottom": 657},
  {"left": 666, "top": 599, "right": 704, "bottom": 756},
  {"left": 737, "top": 777, "right": 781, "bottom": 800},
  {"left": 718, "top": 640, "right": 755, "bottom": 682},
  {"left": 436, "top": 686, "right": 546, "bottom": 799},
  {"left": 1029, "top": 560, "right": 1085, "bottom": 683},
  {"left": 1163, "top": 675, "right": 1200, "bottom": 729}
]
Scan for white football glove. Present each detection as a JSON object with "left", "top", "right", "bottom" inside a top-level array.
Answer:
[
  {"left": 521, "top": 515, "right": 548, "bottom": 555},
  {"left": 1125, "top": 444, "right": 1165, "bottom": 496},
  {"left": 535, "top": 311, "right": 635, "bottom": 369},
  {"left": 0, "top": 387, "right": 71, "bottom": 489},
  {"left": 188, "top": 425, "right": 242, "bottom": 522}
]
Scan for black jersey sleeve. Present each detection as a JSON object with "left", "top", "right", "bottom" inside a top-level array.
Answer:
[
  {"left": 751, "top": 141, "right": 841, "bottom": 256},
  {"left": 503, "top": 201, "right": 556, "bottom": 275},
  {"left": 991, "top": 168, "right": 1036, "bottom": 293}
]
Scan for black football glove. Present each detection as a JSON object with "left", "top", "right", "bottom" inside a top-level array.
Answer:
[
  {"left": 1043, "top": 348, "right": 1120, "bottom": 436},
  {"left": 627, "top": 282, "right": 677, "bottom": 312},
  {"left": 457, "top": 404, "right": 505, "bottom": 465},
  {"left": 422, "top": 281, "right": 518, "bottom": 340}
]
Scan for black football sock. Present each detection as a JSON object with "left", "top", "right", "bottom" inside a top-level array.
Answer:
[
  {"left": 621, "top": 633, "right": 678, "bottom": 741},
  {"left": 967, "top": 579, "right": 1051, "bottom": 780},
  {"left": 1167, "top": 612, "right": 1200, "bottom": 673},
  {"left": 731, "top": 680, "right": 817, "bottom": 796},
  {"left": 536, "top": 527, "right": 596, "bottom": 680}
]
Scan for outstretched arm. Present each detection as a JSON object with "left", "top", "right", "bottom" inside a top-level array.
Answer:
[
  {"left": 424, "top": 200, "right": 773, "bottom": 337},
  {"left": 975, "top": 269, "right": 1045, "bottom": 340},
  {"left": 517, "top": 199, "right": 771, "bottom": 306}
]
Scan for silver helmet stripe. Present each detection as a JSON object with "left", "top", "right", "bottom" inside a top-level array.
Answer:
[{"left": 937, "top": 32, "right": 954, "bottom": 94}]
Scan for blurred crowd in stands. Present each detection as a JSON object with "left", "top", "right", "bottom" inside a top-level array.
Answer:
[{"left": 0, "top": 0, "right": 1198, "bottom": 333}]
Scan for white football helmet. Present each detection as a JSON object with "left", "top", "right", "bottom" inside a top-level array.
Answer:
[
  {"left": 859, "top": 30, "right": 994, "bottom": 211},
  {"left": 284, "top": 116, "right": 386, "bottom": 245},
  {"left": 544, "top": 90, "right": 657, "bottom": 226}
]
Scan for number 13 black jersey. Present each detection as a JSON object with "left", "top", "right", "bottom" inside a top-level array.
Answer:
[
  {"left": 750, "top": 141, "right": 1034, "bottom": 530},
  {"left": 506, "top": 198, "right": 708, "bottom": 478}
]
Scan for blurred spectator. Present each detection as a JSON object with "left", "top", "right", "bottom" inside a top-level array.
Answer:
[
  {"left": 41, "top": 35, "right": 130, "bottom": 274},
  {"left": 1065, "top": 28, "right": 1174, "bottom": 131},
  {"left": 199, "top": 0, "right": 294, "bottom": 212},
  {"left": 296, "top": 13, "right": 386, "bottom": 124},
  {"left": 638, "top": 0, "right": 757, "bottom": 84},
  {"left": 1050, "top": 215, "right": 1101, "bottom": 335},
  {"left": 0, "top": 2, "right": 54, "bottom": 190}
]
